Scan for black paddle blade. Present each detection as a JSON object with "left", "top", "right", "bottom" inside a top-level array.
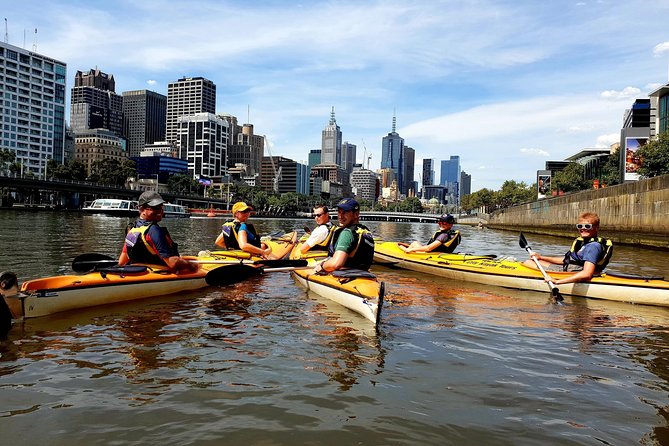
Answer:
[
  {"left": 519, "top": 233, "right": 530, "bottom": 250},
  {"left": 205, "top": 264, "right": 261, "bottom": 286},
  {"left": 72, "top": 253, "right": 117, "bottom": 273},
  {"left": 253, "top": 259, "right": 308, "bottom": 268}
]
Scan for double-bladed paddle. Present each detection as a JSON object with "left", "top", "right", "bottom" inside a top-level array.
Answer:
[
  {"left": 519, "top": 233, "right": 563, "bottom": 302},
  {"left": 203, "top": 261, "right": 311, "bottom": 286},
  {"left": 72, "top": 253, "right": 118, "bottom": 272}
]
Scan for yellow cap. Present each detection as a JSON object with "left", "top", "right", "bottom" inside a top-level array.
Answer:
[{"left": 232, "top": 202, "right": 252, "bottom": 214}]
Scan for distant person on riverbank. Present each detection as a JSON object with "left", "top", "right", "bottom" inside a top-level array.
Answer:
[
  {"left": 118, "top": 191, "right": 197, "bottom": 273},
  {"left": 215, "top": 201, "right": 272, "bottom": 258},
  {"left": 399, "top": 214, "right": 461, "bottom": 254},
  {"left": 314, "top": 198, "right": 375, "bottom": 273},
  {"left": 523, "top": 212, "right": 613, "bottom": 284},
  {"left": 299, "top": 205, "right": 333, "bottom": 255}
]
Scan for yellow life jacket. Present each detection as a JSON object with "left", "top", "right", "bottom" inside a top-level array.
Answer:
[
  {"left": 563, "top": 236, "right": 613, "bottom": 271},
  {"left": 427, "top": 229, "right": 461, "bottom": 253},
  {"left": 124, "top": 222, "right": 172, "bottom": 266},
  {"left": 220, "top": 221, "right": 261, "bottom": 250},
  {"left": 328, "top": 223, "right": 375, "bottom": 270}
]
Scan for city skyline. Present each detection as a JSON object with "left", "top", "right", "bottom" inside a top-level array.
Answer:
[{"left": 3, "top": 0, "right": 669, "bottom": 191}]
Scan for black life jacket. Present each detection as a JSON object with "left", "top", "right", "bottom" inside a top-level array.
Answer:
[
  {"left": 427, "top": 229, "right": 461, "bottom": 253},
  {"left": 124, "top": 222, "right": 175, "bottom": 266},
  {"left": 309, "top": 222, "right": 335, "bottom": 251},
  {"left": 328, "top": 223, "right": 375, "bottom": 270},
  {"left": 563, "top": 236, "right": 613, "bottom": 271},
  {"left": 220, "top": 221, "right": 261, "bottom": 250}
]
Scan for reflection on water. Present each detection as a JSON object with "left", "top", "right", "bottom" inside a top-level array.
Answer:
[{"left": 1, "top": 212, "right": 669, "bottom": 443}]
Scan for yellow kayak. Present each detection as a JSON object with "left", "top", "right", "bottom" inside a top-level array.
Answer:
[
  {"left": 289, "top": 242, "right": 384, "bottom": 326},
  {"left": 374, "top": 241, "right": 669, "bottom": 307},
  {"left": 196, "top": 231, "right": 298, "bottom": 266}
]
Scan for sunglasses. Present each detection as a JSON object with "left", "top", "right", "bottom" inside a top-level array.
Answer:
[
  {"left": 313, "top": 213, "right": 325, "bottom": 217},
  {"left": 576, "top": 223, "right": 593, "bottom": 230},
  {"left": 148, "top": 205, "right": 163, "bottom": 211}
]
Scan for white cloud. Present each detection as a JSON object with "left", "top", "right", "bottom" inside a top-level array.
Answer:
[
  {"left": 653, "top": 41, "right": 669, "bottom": 56},
  {"left": 600, "top": 87, "right": 641, "bottom": 100},
  {"left": 146, "top": 79, "right": 157, "bottom": 85},
  {"left": 595, "top": 134, "right": 619, "bottom": 147},
  {"left": 520, "top": 148, "right": 550, "bottom": 157}
]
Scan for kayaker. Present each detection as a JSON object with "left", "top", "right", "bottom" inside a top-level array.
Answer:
[
  {"left": 215, "top": 201, "right": 272, "bottom": 259},
  {"left": 313, "top": 198, "right": 375, "bottom": 273},
  {"left": 299, "top": 204, "right": 334, "bottom": 255},
  {"left": 399, "top": 214, "right": 461, "bottom": 254},
  {"left": 118, "top": 191, "right": 196, "bottom": 273},
  {"left": 523, "top": 212, "right": 613, "bottom": 285}
]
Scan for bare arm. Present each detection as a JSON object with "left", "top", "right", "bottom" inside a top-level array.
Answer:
[
  {"left": 552, "top": 261, "right": 597, "bottom": 285},
  {"left": 238, "top": 230, "right": 271, "bottom": 257},
  {"left": 405, "top": 239, "right": 442, "bottom": 253},
  {"left": 318, "top": 250, "right": 348, "bottom": 272},
  {"left": 214, "top": 232, "right": 226, "bottom": 248}
]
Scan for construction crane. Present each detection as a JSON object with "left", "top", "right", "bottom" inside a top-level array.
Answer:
[
  {"left": 362, "top": 139, "right": 372, "bottom": 170},
  {"left": 263, "top": 135, "right": 282, "bottom": 193}
]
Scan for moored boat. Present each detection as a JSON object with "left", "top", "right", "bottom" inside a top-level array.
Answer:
[
  {"left": 374, "top": 241, "right": 669, "bottom": 306},
  {"left": 82, "top": 198, "right": 138, "bottom": 217},
  {"left": 289, "top": 242, "right": 384, "bottom": 326}
]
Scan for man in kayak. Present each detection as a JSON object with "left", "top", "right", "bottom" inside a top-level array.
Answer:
[
  {"left": 523, "top": 212, "right": 613, "bottom": 284},
  {"left": 313, "top": 198, "right": 375, "bottom": 273},
  {"left": 299, "top": 204, "right": 333, "bottom": 255},
  {"left": 215, "top": 201, "right": 273, "bottom": 258},
  {"left": 399, "top": 214, "right": 461, "bottom": 254},
  {"left": 118, "top": 191, "right": 196, "bottom": 273}
]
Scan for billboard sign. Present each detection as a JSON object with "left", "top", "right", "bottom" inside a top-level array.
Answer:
[
  {"left": 624, "top": 137, "right": 647, "bottom": 181},
  {"left": 537, "top": 170, "right": 551, "bottom": 199}
]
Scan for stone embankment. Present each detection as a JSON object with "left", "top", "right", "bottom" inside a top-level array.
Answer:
[{"left": 477, "top": 174, "right": 669, "bottom": 250}]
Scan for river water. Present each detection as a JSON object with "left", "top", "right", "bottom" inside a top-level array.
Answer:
[{"left": 2, "top": 211, "right": 669, "bottom": 445}]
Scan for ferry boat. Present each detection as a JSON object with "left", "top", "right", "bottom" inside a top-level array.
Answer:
[{"left": 83, "top": 199, "right": 190, "bottom": 218}]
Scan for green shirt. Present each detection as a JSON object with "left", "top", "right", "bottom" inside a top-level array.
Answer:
[{"left": 334, "top": 228, "right": 356, "bottom": 254}]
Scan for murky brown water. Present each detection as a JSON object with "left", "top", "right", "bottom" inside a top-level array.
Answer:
[{"left": 2, "top": 211, "right": 669, "bottom": 445}]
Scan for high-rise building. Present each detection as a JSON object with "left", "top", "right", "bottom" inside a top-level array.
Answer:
[
  {"left": 177, "top": 113, "right": 228, "bottom": 179},
  {"left": 350, "top": 166, "right": 378, "bottom": 202},
  {"left": 402, "top": 145, "right": 415, "bottom": 196},
  {"left": 70, "top": 69, "right": 123, "bottom": 137},
  {"left": 321, "top": 107, "right": 342, "bottom": 166},
  {"left": 219, "top": 114, "right": 264, "bottom": 177},
  {"left": 440, "top": 155, "right": 461, "bottom": 204},
  {"left": 422, "top": 158, "right": 434, "bottom": 197},
  {"left": 166, "top": 77, "right": 216, "bottom": 146},
  {"left": 122, "top": 90, "right": 167, "bottom": 157},
  {"left": 1, "top": 42, "right": 67, "bottom": 174},
  {"left": 460, "top": 171, "right": 471, "bottom": 196},
  {"left": 381, "top": 113, "right": 404, "bottom": 194},
  {"left": 649, "top": 83, "right": 669, "bottom": 138},
  {"left": 308, "top": 149, "right": 321, "bottom": 170},
  {"left": 341, "top": 141, "right": 356, "bottom": 174}
]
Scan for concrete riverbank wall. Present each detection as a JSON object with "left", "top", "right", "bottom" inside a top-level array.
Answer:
[{"left": 484, "top": 174, "right": 669, "bottom": 250}]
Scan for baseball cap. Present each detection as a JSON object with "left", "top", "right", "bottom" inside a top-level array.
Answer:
[
  {"left": 335, "top": 198, "right": 360, "bottom": 212},
  {"left": 138, "top": 190, "right": 166, "bottom": 207},
  {"left": 437, "top": 214, "right": 456, "bottom": 224},
  {"left": 232, "top": 202, "right": 253, "bottom": 214}
]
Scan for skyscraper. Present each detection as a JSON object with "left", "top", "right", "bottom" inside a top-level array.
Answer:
[
  {"left": 70, "top": 69, "right": 123, "bottom": 137},
  {"left": 177, "top": 113, "right": 228, "bottom": 178},
  {"left": 166, "top": 77, "right": 216, "bottom": 146},
  {"left": 122, "top": 90, "right": 167, "bottom": 157},
  {"left": 341, "top": 141, "right": 356, "bottom": 174},
  {"left": 422, "top": 159, "right": 434, "bottom": 189},
  {"left": 1, "top": 41, "right": 67, "bottom": 174},
  {"left": 402, "top": 145, "right": 415, "bottom": 196},
  {"left": 381, "top": 112, "right": 404, "bottom": 194},
  {"left": 460, "top": 171, "right": 471, "bottom": 196},
  {"left": 321, "top": 107, "right": 342, "bottom": 166},
  {"left": 440, "top": 155, "right": 461, "bottom": 203}
]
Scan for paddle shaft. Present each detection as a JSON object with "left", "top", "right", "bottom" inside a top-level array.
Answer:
[{"left": 523, "top": 247, "right": 561, "bottom": 299}]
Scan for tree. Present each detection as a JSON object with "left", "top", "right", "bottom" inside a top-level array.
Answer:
[
  {"left": 89, "top": 158, "right": 136, "bottom": 186},
  {"left": 496, "top": 180, "right": 535, "bottom": 208},
  {"left": 552, "top": 162, "right": 589, "bottom": 193},
  {"left": 598, "top": 150, "right": 622, "bottom": 186},
  {"left": 637, "top": 132, "right": 669, "bottom": 178},
  {"left": 399, "top": 196, "right": 423, "bottom": 213},
  {"left": 0, "top": 149, "right": 16, "bottom": 175},
  {"left": 48, "top": 159, "right": 87, "bottom": 181},
  {"left": 168, "top": 173, "right": 198, "bottom": 194}
]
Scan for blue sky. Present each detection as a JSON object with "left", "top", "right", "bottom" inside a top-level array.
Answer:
[{"left": 5, "top": 0, "right": 669, "bottom": 191}]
